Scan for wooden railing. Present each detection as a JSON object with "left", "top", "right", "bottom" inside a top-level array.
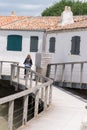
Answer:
[
  {"left": 46, "top": 61, "right": 87, "bottom": 89},
  {"left": 0, "top": 61, "right": 19, "bottom": 79},
  {"left": 0, "top": 61, "right": 53, "bottom": 130}
]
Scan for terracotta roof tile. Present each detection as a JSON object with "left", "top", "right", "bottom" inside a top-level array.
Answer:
[
  {"left": 0, "top": 16, "right": 27, "bottom": 26},
  {"left": 0, "top": 15, "right": 87, "bottom": 31}
]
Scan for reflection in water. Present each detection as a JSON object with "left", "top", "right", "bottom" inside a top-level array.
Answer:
[
  {"left": 0, "top": 80, "right": 23, "bottom": 130},
  {"left": 0, "top": 117, "right": 8, "bottom": 130},
  {"left": 0, "top": 104, "right": 8, "bottom": 130},
  {"left": 0, "top": 104, "right": 17, "bottom": 130},
  {"left": 0, "top": 100, "right": 23, "bottom": 130}
]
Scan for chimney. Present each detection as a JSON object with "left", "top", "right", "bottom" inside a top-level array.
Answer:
[
  {"left": 11, "top": 11, "right": 16, "bottom": 16},
  {"left": 59, "top": 6, "right": 74, "bottom": 25}
]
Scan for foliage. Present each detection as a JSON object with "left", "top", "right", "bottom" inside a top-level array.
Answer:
[{"left": 41, "top": 0, "right": 87, "bottom": 16}]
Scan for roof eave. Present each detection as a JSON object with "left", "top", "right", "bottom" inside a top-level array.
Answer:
[{"left": 0, "top": 28, "right": 47, "bottom": 32}]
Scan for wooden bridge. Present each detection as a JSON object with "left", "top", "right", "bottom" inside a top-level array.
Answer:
[
  {"left": 0, "top": 61, "right": 87, "bottom": 130},
  {"left": 0, "top": 61, "right": 53, "bottom": 130}
]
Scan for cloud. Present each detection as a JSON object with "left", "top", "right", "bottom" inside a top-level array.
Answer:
[
  {"left": 0, "top": 2, "right": 49, "bottom": 11},
  {"left": 0, "top": 2, "right": 11, "bottom": 7},
  {"left": 0, "top": 1, "right": 59, "bottom": 16},
  {"left": 17, "top": 4, "right": 45, "bottom": 10}
]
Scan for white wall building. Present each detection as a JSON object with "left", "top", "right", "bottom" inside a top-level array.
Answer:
[{"left": 0, "top": 7, "right": 87, "bottom": 76}]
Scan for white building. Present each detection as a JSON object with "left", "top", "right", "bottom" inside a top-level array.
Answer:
[{"left": 0, "top": 7, "right": 87, "bottom": 75}]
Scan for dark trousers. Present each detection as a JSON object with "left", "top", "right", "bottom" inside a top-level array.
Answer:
[{"left": 24, "top": 66, "right": 30, "bottom": 75}]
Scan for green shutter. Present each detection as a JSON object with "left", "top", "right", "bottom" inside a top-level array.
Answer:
[
  {"left": 7, "top": 35, "right": 22, "bottom": 51},
  {"left": 71, "top": 36, "right": 80, "bottom": 55},
  {"left": 30, "top": 36, "right": 38, "bottom": 52},
  {"left": 71, "top": 37, "right": 76, "bottom": 54},
  {"left": 49, "top": 37, "right": 55, "bottom": 53},
  {"left": 75, "top": 36, "right": 80, "bottom": 54}
]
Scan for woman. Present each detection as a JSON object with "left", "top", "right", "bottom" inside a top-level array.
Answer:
[{"left": 23, "top": 54, "right": 33, "bottom": 76}]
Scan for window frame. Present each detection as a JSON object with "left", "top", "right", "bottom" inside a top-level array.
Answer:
[
  {"left": 30, "top": 36, "right": 38, "bottom": 52},
  {"left": 7, "top": 35, "right": 22, "bottom": 51},
  {"left": 71, "top": 36, "right": 80, "bottom": 55},
  {"left": 49, "top": 37, "right": 56, "bottom": 53}
]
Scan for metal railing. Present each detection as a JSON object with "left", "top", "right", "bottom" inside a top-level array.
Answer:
[
  {"left": 46, "top": 61, "right": 87, "bottom": 89},
  {"left": 0, "top": 61, "right": 53, "bottom": 130}
]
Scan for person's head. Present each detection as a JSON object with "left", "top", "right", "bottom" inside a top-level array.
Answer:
[{"left": 27, "top": 54, "right": 31, "bottom": 59}]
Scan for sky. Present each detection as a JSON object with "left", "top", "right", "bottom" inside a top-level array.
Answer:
[{"left": 0, "top": 0, "right": 61, "bottom": 16}]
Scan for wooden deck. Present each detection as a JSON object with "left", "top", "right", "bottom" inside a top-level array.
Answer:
[{"left": 18, "top": 86, "right": 87, "bottom": 130}]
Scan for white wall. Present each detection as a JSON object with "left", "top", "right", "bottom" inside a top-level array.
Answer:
[
  {"left": 46, "top": 29, "right": 87, "bottom": 63},
  {"left": 46, "top": 29, "right": 87, "bottom": 83},
  {"left": 1, "top": 28, "right": 87, "bottom": 82},
  {"left": 0, "top": 30, "right": 44, "bottom": 70}
]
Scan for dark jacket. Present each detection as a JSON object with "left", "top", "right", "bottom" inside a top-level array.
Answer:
[{"left": 24, "top": 58, "right": 32, "bottom": 67}]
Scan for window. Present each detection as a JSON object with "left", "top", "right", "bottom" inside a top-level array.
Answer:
[
  {"left": 30, "top": 36, "right": 38, "bottom": 52},
  {"left": 49, "top": 37, "right": 55, "bottom": 53},
  {"left": 7, "top": 35, "right": 22, "bottom": 51},
  {"left": 71, "top": 36, "right": 80, "bottom": 55}
]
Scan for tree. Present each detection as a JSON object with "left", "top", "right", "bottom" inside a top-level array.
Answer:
[{"left": 41, "top": 0, "right": 87, "bottom": 16}]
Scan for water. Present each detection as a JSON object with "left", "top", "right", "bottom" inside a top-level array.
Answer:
[
  {"left": 0, "top": 104, "right": 17, "bottom": 130},
  {"left": 0, "top": 104, "right": 8, "bottom": 130},
  {"left": 0, "top": 117, "right": 8, "bottom": 130},
  {"left": 0, "top": 80, "right": 22, "bottom": 130}
]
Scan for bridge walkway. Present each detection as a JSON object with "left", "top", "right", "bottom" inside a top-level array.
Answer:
[{"left": 18, "top": 86, "right": 87, "bottom": 130}]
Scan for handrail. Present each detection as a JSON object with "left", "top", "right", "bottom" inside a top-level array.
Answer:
[
  {"left": 12, "top": 64, "right": 50, "bottom": 81},
  {"left": 0, "top": 80, "right": 52, "bottom": 105},
  {"left": 0, "top": 61, "right": 19, "bottom": 65},
  {"left": 0, "top": 61, "right": 19, "bottom": 79},
  {"left": 47, "top": 61, "right": 87, "bottom": 66},
  {"left": 46, "top": 61, "right": 87, "bottom": 89}
]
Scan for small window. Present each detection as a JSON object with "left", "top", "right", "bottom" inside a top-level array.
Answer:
[
  {"left": 7, "top": 35, "right": 22, "bottom": 51},
  {"left": 71, "top": 36, "right": 80, "bottom": 55},
  {"left": 30, "top": 36, "right": 38, "bottom": 52},
  {"left": 49, "top": 37, "right": 55, "bottom": 53}
]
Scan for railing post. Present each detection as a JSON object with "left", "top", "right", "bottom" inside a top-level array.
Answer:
[
  {"left": 23, "top": 95, "right": 29, "bottom": 125},
  {"left": 30, "top": 72, "right": 32, "bottom": 88},
  {"left": 0, "top": 61, "right": 2, "bottom": 79},
  {"left": 13, "top": 63, "right": 19, "bottom": 78},
  {"left": 35, "top": 76, "right": 38, "bottom": 86},
  {"left": 70, "top": 63, "right": 74, "bottom": 87},
  {"left": 25, "top": 76, "right": 28, "bottom": 89},
  {"left": 8, "top": 100, "right": 14, "bottom": 130},
  {"left": 10, "top": 64, "right": 14, "bottom": 86},
  {"left": 49, "top": 85, "right": 52, "bottom": 106},
  {"left": 16, "top": 66, "right": 20, "bottom": 91},
  {"left": 25, "top": 70, "right": 29, "bottom": 89},
  {"left": 34, "top": 89, "right": 39, "bottom": 117},
  {"left": 41, "top": 87, "right": 44, "bottom": 101},
  {"left": 10, "top": 64, "right": 15, "bottom": 79},
  {"left": 44, "top": 86, "right": 48, "bottom": 111},
  {"left": 46, "top": 64, "right": 51, "bottom": 77},
  {"left": 61, "top": 64, "right": 65, "bottom": 82},
  {"left": 80, "top": 63, "right": 83, "bottom": 88},
  {"left": 54, "top": 65, "right": 57, "bottom": 82}
]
